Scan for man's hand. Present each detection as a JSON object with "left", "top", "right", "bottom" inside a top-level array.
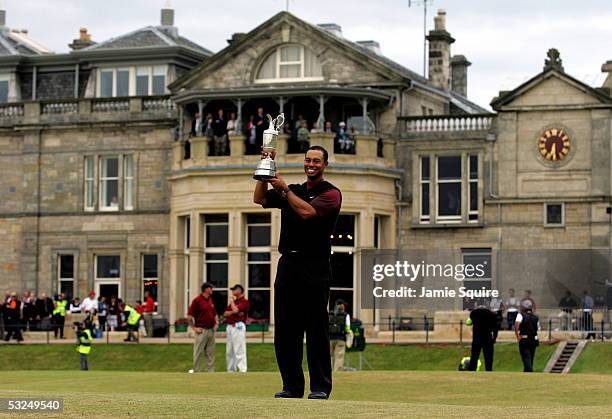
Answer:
[
  {"left": 269, "top": 172, "right": 288, "bottom": 193},
  {"left": 192, "top": 326, "right": 204, "bottom": 334}
]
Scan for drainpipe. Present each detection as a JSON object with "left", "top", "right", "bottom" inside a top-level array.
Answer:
[
  {"left": 486, "top": 131, "right": 502, "bottom": 290},
  {"left": 395, "top": 179, "right": 403, "bottom": 247}
]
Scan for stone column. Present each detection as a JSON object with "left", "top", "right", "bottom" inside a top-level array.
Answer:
[
  {"left": 227, "top": 210, "right": 243, "bottom": 290},
  {"left": 229, "top": 134, "right": 245, "bottom": 157},
  {"left": 189, "top": 212, "right": 203, "bottom": 303},
  {"left": 190, "top": 137, "right": 209, "bottom": 163}
]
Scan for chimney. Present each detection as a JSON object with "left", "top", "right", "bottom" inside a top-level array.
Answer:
[
  {"left": 68, "top": 28, "right": 96, "bottom": 50},
  {"left": 425, "top": 9, "right": 455, "bottom": 90},
  {"left": 356, "top": 40, "right": 382, "bottom": 55},
  {"left": 0, "top": 0, "right": 5, "bottom": 28},
  {"left": 318, "top": 23, "right": 342, "bottom": 38},
  {"left": 161, "top": 0, "right": 174, "bottom": 27},
  {"left": 601, "top": 60, "right": 612, "bottom": 89},
  {"left": 450, "top": 55, "right": 471, "bottom": 97}
]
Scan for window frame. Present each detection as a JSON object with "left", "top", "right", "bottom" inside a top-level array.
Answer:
[
  {"left": 245, "top": 213, "right": 272, "bottom": 322},
  {"left": 57, "top": 253, "right": 76, "bottom": 300},
  {"left": 544, "top": 202, "right": 565, "bottom": 227},
  {"left": 255, "top": 44, "right": 324, "bottom": 84},
  {"left": 420, "top": 156, "right": 430, "bottom": 223},
  {"left": 94, "top": 254, "right": 122, "bottom": 299},
  {"left": 330, "top": 213, "right": 357, "bottom": 311},
  {"left": 142, "top": 253, "right": 159, "bottom": 311},
  {"left": 99, "top": 155, "right": 121, "bottom": 212},
  {"left": 435, "top": 155, "right": 463, "bottom": 223},
  {"left": 203, "top": 214, "right": 229, "bottom": 312},
  {"left": 97, "top": 65, "right": 168, "bottom": 97},
  {"left": 84, "top": 156, "right": 95, "bottom": 211},
  {"left": 123, "top": 155, "right": 134, "bottom": 211}
]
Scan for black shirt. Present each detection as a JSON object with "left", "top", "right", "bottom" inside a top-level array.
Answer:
[{"left": 469, "top": 308, "right": 498, "bottom": 344}]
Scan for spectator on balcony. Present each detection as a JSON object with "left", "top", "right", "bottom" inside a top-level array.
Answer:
[
  {"left": 245, "top": 115, "right": 257, "bottom": 154},
  {"left": 310, "top": 121, "right": 320, "bottom": 134},
  {"left": 204, "top": 112, "right": 214, "bottom": 140},
  {"left": 191, "top": 112, "right": 202, "bottom": 137},
  {"left": 296, "top": 120, "right": 310, "bottom": 152},
  {"left": 335, "top": 122, "right": 354, "bottom": 154},
  {"left": 324, "top": 121, "right": 334, "bottom": 134},
  {"left": 212, "top": 109, "right": 228, "bottom": 156},
  {"left": 254, "top": 107, "right": 266, "bottom": 149},
  {"left": 227, "top": 112, "right": 238, "bottom": 135}
]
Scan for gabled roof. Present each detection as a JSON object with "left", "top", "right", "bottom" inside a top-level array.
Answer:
[
  {"left": 0, "top": 28, "right": 53, "bottom": 56},
  {"left": 491, "top": 66, "right": 612, "bottom": 111},
  {"left": 81, "top": 25, "right": 212, "bottom": 56},
  {"left": 170, "top": 11, "right": 430, "bottom": 90}
]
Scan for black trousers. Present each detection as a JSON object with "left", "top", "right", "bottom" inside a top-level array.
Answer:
[
  {"left": 519, "top": 338, "right": 537, "bottom": 372},
  {"left": 53, "top": 314, "right": 65, "bottom": 338},
  {"left": 274, "top": 254, "right": 332, "bottom": 396},
  {"left": 469, "top": 340, "right": 494, "bottom": 371}
]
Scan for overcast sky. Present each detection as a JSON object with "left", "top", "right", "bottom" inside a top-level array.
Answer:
[{"left": 5, "top": 0, "right": 612, "bottom": 110}]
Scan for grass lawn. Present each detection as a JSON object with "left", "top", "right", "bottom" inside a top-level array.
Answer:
[
  {"left": 0, "top": 370, "right": 611, "bottom": 417},
  {"left": 0, "top": 343, "right": 557, "bottom": 372},
  {"left": 571, "top": 343, "right": 612, "bottom": 374}
]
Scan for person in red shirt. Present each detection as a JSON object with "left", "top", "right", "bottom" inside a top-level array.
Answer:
[
  {"left": 143, "top": 291, "right": 155, "bottom": 337},
  {"left": 187, "top": 283, "right": 218, "bottom": 372},
  {"left": 223, "top": 284, "right": 250, "bottom": 372}
]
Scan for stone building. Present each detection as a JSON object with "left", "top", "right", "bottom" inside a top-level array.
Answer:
[{"left": 5, "top": 5, "right": 606, "bottom": 330}]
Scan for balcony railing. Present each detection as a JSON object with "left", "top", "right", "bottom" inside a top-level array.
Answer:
[
  {"left": 41, "top": 100, "right": 78, "bottom": 114},
  {"left": 92, "top": 98, "right": 130, "bottom": 113},
  {"left": 401, "top": 113, "right": 494, "bottom": 133},
  {"left": 143, "top": 97, "right": 175, "bottom": 112},
  {"left": 0, "top": 103, "right": 24, "bottom": 118}
]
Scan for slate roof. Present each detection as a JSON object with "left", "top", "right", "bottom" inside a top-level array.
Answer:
[
  {"left": 82, "top": 25, "right": 211, "bottom": 55},
  {"left": 0, "top": 28, "right": 54, "bottom": 56}
]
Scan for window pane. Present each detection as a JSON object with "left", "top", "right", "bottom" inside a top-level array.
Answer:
[
  {"left": 331, "top": 214, "right": 355, "bottom": 247},
  {"left": 60, "top": 280, "right": 74, "bottom": 301},
  {"left": 97, "top": 255, "right": 120, "bottom": 278},
  {"left": 59, "top": 255, "right": 74, "bottom": 279},
  {"left": 248, "top": 290, "right": 270, "bottom": 321},
  {"left": 246, "top": 213, "right": 270, "bottom": 224},
  {"left": 206, "top": 263, "right": 228, "bottom": 288},
  {"left": 421, "top": 157, "right": 430, "bottom": 180},
  {"left": 280, "top": 46, "right": 300, "bottom": 62},
  {"left": 204, "top": 214, "right": 228, "bottom": 223},
  {"left": 463, "top": 253, "right": 492, "bottom": 278},
  {"left": 206, "top": 253, "right": 227, "bottom": 261},
  {"left": 421, "top": 184, "right": 430, "bottom": 216},
  {"left": 247, "top": 253, "right": 270, "bottom": 262},
  {"left": 303, "top": 47, "right": 321, "bottom": 77},
  {"left": 280, "top": 64, "right": 300, "bottom": 78},
  {"left": 330, "top": 252, "right": 353, "bottom": 288},
  {"left": 206, "top": 225, "right": 228, "bottom": 247},
  {"left": 438, "top": 183, "right": 461, "bottom": 216},
  {"left": 547, "top": 204, "right": 563, "bottom": 224},
  {"left": 100, "top": 71, "right": 113, "bottom": 97},
  {"left": 470, "top": 182, "right": 478, "bottom": 212},
  {"left": 86, "top": 180, "right": 94, "bottom": 208},
  {"left": 136, "top": 75, "right": 148, "bottom": 96},
  {"left": 248, "top": 263, "right": 270, "bottom": 288},
  {"left": 0, "top": 80, "right": 8, "bottom": 102},
  {"left": 143, "top": 254, "right": 158, "bottom": 278},
  {"left": 143, "top": 279, "right": 158, "bottom": 302},
  {"left": 257, "top": 52, "right": 276, "bottom": 79},
  {"left": 437, "top": 156, "right": 461, "bottom": 179},
  {"left": 248, "top": 225, "right": 270, "bottom": 247},
  {"left": 152, "top": 75, "right": 165, "bottom": 95},
  {"left": 103, "top": 157, "right": 119, "bottom": 178},
  {"left": 212, "top": 290, "right": 227, "bottom": 317},
  {"left": 470, "top": 155, "right": 478, "bottom": 179},
  {"left": 103, "top": 179, "right": 118, "bottom": 208},
  {"left": 117, "top": 69, "right": 130, "bottom": 97}
]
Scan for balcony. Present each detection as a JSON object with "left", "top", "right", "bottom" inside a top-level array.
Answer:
[
  {"left": 398, "top": 113, "right": 496, "bottom": 141},
  {"left": 0, "top": 95, "right": 177, "bottom": 127},
  {"left": 171, "top": 132, "right": 396, "bottom": 173}
]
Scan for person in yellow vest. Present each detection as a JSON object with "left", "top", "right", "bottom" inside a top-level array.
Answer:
[
  {"left": 74, "top": 322, "right": 92, "bottom": 370},
  {"left": 459, "top": 356, "right": 482, "bottom": 371},
  {"left": 52, "top": 293, "right": 68, "bottom": 339},
  {"left": 123, "top": 303, "right": 142, "bottom": 342}
]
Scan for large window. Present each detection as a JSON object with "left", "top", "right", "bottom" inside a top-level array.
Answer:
[
  {"left": 95, "top": 255, "right": 121, "bottom": 302},
  {"left": 204, "top": 214, "right": 229, "bottom": 315},
  {"left": 461, "top": 248, "right": 492, "bottom": 310},
  {"left": 256, "top": 45, "right": 323, "bottom": 83},
  {"left": 58, "top": 254, "right": 75, "bottom": 301},
  {"left": 418, "top": 154, "right": 480, "bottom": 224},
  {"left": 182, "top": 216, "right": 191, "bottom": 314},
  {"left": 330, "top": 214, "right": 355, "bottom": 314},
  {"left": 142, "top": 254, "right": 159, "bottom": 308},
  {"left": 98, "top": 65, "right": 167, "bottom": 97},
  {"left": 85, "top": 155, "right": 135, "bottom": 211},
  {"left": 246, "top": 213, "right": 271, "bottom": 322}
]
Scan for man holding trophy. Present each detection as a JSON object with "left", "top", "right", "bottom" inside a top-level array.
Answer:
[{"left": 253, "top": 113, "right": 342, "bottom": 400}]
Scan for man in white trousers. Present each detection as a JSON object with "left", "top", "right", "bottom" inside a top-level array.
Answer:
[{"left": 224, "top": 284, "right": 250, "bottom": 372}]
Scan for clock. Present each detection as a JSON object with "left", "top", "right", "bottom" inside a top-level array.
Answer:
[{"left": 538, "top": 128, "right": 570, "bottom": 162}]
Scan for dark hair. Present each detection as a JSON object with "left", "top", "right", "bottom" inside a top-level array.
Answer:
[
  {"left": 307, "top": 145, "right": 328, "bottom": 163},
  {"left": 201, "top": 282, "right": 213, "bottom": 292}
]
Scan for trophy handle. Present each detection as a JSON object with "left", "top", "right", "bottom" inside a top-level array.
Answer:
[{"left": 275, "top": 113, "right": 285, "bottom": 130}]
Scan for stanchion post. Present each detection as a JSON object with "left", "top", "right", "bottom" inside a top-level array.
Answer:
[
  {"left": 548, "top": 318, "right": 552, "bottom": 341},
  {"left": 459, "top": 320, "right": 463, "bottom": 344},
  {"left": 392, "top": 319, "right": 396, "bottom": 344}
]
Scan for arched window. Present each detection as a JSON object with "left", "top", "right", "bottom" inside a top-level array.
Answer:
[{"left": 256, "top": 45, "right": 323, "bottom": 83}]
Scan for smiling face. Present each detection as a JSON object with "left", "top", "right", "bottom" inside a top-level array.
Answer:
[{"left": 304, "top": 149, "right": 327, "bottom": 180}]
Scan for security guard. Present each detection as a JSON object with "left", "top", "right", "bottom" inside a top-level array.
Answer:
[
  {"left": 75, "top": 322, "right": 92, "bottom": 371},
  {"left": 52, "top": 293, "right": 68, "bottom": 339},
  {"left": 514, "top": 300, "right": 539, "bottom": 372},
  {"left": 123, "top": 303, "right": 142, "bottom": 342}
]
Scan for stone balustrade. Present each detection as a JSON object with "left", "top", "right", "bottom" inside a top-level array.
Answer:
[
  {"left": 402, "top": 113, "right": 494, "bottom": 133},
  {"left": 41, "top": 100, "right": 79, "bottom": 114}
]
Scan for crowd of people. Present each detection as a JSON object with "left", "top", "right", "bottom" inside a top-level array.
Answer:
[
  {"left": 0, "top": 290, "right": 156, "bottom": 343},
  {"left": 187, "top": 107, "right": 359, "bottom": 157}
]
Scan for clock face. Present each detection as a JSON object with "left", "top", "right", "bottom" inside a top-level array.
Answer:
[{"left": 538, "top": 128, "right": 570, "bottom": 162}]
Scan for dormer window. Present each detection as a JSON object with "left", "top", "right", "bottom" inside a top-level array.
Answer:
[{"left": 256, "top": 45, "right": 323, "bottom": 83}]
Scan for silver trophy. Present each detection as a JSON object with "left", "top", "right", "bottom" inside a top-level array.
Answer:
[{"left": 253, "top": 113, "right": 285, "bottom": 180}]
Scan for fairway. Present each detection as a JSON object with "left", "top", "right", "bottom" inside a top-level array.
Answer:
[{"left": 1, "top": 370, "right": 611, "bottom": 417}]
